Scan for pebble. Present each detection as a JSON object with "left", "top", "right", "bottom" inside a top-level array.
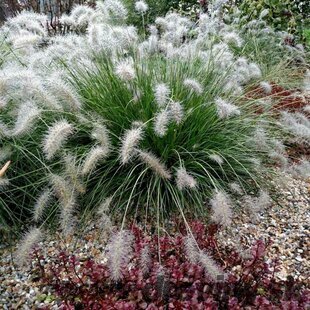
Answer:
[{"left": 218, "top": 170, "right": 310, "bottom": 283}]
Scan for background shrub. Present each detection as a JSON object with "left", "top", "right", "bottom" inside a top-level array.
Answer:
[{"left": 233, "top": 0, "right": 310, "bottom": 43}]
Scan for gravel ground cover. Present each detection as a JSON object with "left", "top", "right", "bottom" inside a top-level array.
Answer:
[
  {"left": 0, "top": 171, "right": 309, "bottom": 309},
  {"left": 218, "top": 172, "right": 310, "bottom": 283}
]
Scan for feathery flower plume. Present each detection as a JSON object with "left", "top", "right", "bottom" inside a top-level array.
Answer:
[
  {"left": 215, "top": 98, "right": 240, "bottom": 119},
  {"left": 169, "top": 101, "right": 184, "bottom": 124},
  {"left": 0, "top": 76, "right": 7, "bottom": 94},
  {"left": 97, "top": 196, "right": 113, "bottom": 215},
  {"left": 269, "top": 150, "right": 288, "bottom": 169},
  {"left": 96, "top": 197, "right": 113, "bottom": 233},
  {"left": 60, "top": 195, "right": 77, "bottom": 237},
  {"left": 43, "top": 120, "right": 74, "bottom": 160},
  {"left": 138, "top": 150, "right": 172, "bottom": 179},
  {"left": 64, "top": 154, "right": 85, "bottom": 194},
  {"left": 256, "top": 190, "right": 271, "bottom": 211},
  {"left": 154, "top": 83, "right": 170, "bottom": 107},
  {"left": 105, "top": 0, "right": 128, "bottom": 21},
  {"left": 135, "top": 1, "right": 149, "bottom": 13},
  {"left": 47, "top": 77, "right": 82, "bottom": 111},
  {"left": 82, "top": 146, "right": 110, "bottom": 175},
  {"left": 32, "top": 189, "right": 52, "bottom": 222},
  {"left": 91, "top": 124, "right": 111, "bottom": 147},
  {"left": 49, "top": 173, "right": 75, "bottom": 207},
  {"left": 210, "top": 190, "right": 233, "bottom": 227},
  {"left": 291, "top": 159, "right": 310, "bottom": 179},
  {"left": 199, "top": 251, "right": 223, "bottom": 282},
  {"left": 209, "top": 154, "right": 224, "bottom": 165},
  {"left": 223, "top": 32, "right": 243, "bottom": 48},
  {"left": 281, "top": 111, "right": 310, "bottom": 143},
  {"left": 253, "top": 128, "right": 268, "bottom": 151},
  {"left": 223, "top": 78, "right": 243, "bottom": 96},
  {"left": 271, "top": 139, "right": 286, "bottom": 154},
  {"left": 12, "top": 101, "right": 41, "bottom": 136},
  {"left": 248, "top": 63, "right": 262, "bottom": 79},
  {"left": 229, "top": 182, "right": 243, "bottom": 195},
  {"left": 120, "top": 126, "right": 143, "bottom": 164},
  {"left": 132, "top": 121, "right": 145, "bottom": 128},
  {"left": 176, "top": 167, "right": 197, "bottom": 190},
  {"left": 245, "top": 190, "right": 271, "bottom": 219},
  {"left": 155, "top": 17, "right": 168, "bottom": 29},
  {"left": 212, "top": 0, "right": 228, "bottom": 11},
  {"left": 59, "top": 14, "right": 75, "bottom": 26},
  {"left": 260, "top": 81, "right": 272, "bottom": 94},
  {"left": 250, "top": 157, "right": 262, "bottom": 169},
  {"left": 16, "top": 227, "right": 42, "bottom": 267},
  {"left": 183, "top": 79, "right": 203, "bottom": 95},
  {"left": 115, "top": 59, "right": 135, "bottom": 81},
  {"left": 34, "top": 87, "right": 62, "bottom": 111},
  {"left": 106, "top": 230, "right": 134, "bottom": 281},
  {"left": 140, "top": 244, "right": 151, "bottom": 275},
  {"left": 12, "top": 34, "right": 40, "bottom": 50},
  {"left": 154, "top": 110, "right": 170, "bottom": 137},
  {"left": 156, "top": 266, "right": 169, "bottom": 300},
  {"left": 184, "top": 235, "right": 199, "bottom": 264},
  {"left": 149, "top": 25, "right": 158, "bottom": 35},
  {"left": 50, "top": 172, "right": 77, "bottom": 235}
]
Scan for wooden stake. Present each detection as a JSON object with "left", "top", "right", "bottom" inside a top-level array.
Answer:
[{"left": 0, "top": 161, "right": 11, "bottom": 178}]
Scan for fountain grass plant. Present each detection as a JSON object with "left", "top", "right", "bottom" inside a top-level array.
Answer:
[
  {"left": 0, "top": 0, "right": 308, "bottom": 233},
  {"left": 68, "top": 52, "right": 276, "bottom": 223}
]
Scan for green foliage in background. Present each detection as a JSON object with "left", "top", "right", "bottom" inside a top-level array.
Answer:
[
  {"left": 235, "top": 0, "right": 309, "bottom": 42},
  {"left": 124, "top": 0, "right": 199, "bottom": 30}
]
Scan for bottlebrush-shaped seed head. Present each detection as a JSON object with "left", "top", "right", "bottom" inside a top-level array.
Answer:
[
  {"left": 154, "top": 109, "right": 170, "bottom": 137},
  {"left": 32, "top": 188, "right": 53, "bottom": 222},
  {"left": 169, "top": 101, "right": 184, "bottom": 124},
  {"left": 199, "top": 251, "right": 224, "bottom": 282},
  {"left": 82, "top": 145, "right": 110, "bottom": 176},
  {"left": 115, "top": 59, "right": 136, "bottom": 81},
  {"left": 140, "top": 244, "right": 152, "bottom": 275},
  {"left": 154, "top": 83, "right": 170, "bottom": 107},
  {"left": 120, "top": 126, "right": 143, "bottom": 164},
  {"left": 184, "top": 235, "right": 199, "bottom": 264},
  {"left": 138, "top": 150, "right": 172, "bottom": 179},
  {"left": 43, "top": 120, "right": 74, "bottom": 160},
  {"left": 135, "top": 1, "right": 149, "bottom": 14},
  {"left": 12, "top": 101, "right": 41, "bottom": 137},
  {"left": 176, "top": 167, "right": 197, "bottom": 190},
  {"left": 106, "top": 230, "right": 134, "bottom": 281},
  {"left": 215, "top": 98, "right": 240, "bottom": 119},
  {"left": 183, "top": 78, "right": 203, "bottom": 95},
  {"left": 209, "top": 154, "right": 224, "bottom": 165},
  {"left": 260, "top": 81, "right": 272, "bottom": 95},
  {"left": 16, "top": 227, "right": 43, "bottom": 268},
  {"left": 210, "top": 190, "right": 233, "bottom": 228}
]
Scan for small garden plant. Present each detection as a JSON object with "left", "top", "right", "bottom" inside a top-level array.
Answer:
[{"left": 27, "top": 222, "right": 309, "bottom": 308}]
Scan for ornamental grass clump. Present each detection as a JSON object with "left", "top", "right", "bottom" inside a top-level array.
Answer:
[{"left": 0, "top": 0, "right": 307, "bottom": 230}]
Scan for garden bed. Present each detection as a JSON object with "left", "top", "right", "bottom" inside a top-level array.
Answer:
[{"left": 0, "top": 171, "right": 309, "bottom": 309}]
